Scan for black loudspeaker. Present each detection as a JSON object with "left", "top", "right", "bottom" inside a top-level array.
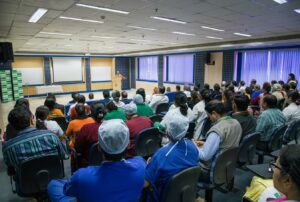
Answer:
[
  {"left": 206, "top": 53, "right": 215, "bottom": 65},
  {"left": 0, "top": 42, "right": 14, "bottom": 62}
]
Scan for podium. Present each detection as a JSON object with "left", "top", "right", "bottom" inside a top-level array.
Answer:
[{"left": 112, "top": 76, "right": 122, "bottom": 91}]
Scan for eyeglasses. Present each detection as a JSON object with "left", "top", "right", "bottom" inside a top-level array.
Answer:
[{"left": 269, "top": 161, "right": 282, "bottom": 173}]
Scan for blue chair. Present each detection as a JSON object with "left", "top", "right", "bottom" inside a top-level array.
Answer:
[{"left": 165, "top": 92, "right": 176, "bottom": 103}]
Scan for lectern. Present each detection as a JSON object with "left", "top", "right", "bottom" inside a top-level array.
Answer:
[{"left": 112, "top": 75, "right": 122, "bottom": 91}]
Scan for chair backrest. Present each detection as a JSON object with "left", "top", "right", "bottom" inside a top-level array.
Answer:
[
  {"left": 198, "top": 117, "right": 212, "bottom": 140},
  {"left": 268, "top": 125, "right": 288, "bottom": 152},
  {"left": 185, "top": 122, "right": 196, "bottom": 139},
  {"left": 211, "top": 147, "right": 240, "bottom": 187},
  {"left": 238, "top": 133, "right": 260, "bottom": 165},
  {"left": 283, "top": 119, "right": 300, "bottom": 144},
  {"left": 156, "top": 103, "right": 169, "bottom": 114},
  {"left": 18, "top": 154, "right": 64, "bottom": 195},
  {"left": 135, "top": 127, "right": 162, "bottom": 157},
  {"left": 51, "top": 117, "right": 69, "bottom": 132},
  {"left": 160, "top": 166, "right": 201, "bottom": 202},
  {"left": 89, "top": 143, "right": 103, "bottom": 166},
  {"left": 149, "top": 114, "right": 163, "bottom": 124}
]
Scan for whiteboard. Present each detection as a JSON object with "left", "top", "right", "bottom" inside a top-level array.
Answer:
[
  {"left": 16, "top": 68, "right": 44, "bottom": 85},
  {"left": 52, "top": 57, "right": 83, "bottom": 82},
  {"left": 91, "top": 66, "right": 112, "bottom": 81}
]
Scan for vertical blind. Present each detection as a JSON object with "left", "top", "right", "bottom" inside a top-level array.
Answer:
[{"left": 138, "top": 56, "right": 158, "bottom": 81}]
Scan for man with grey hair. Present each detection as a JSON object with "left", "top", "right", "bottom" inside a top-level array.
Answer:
[
  {"left": 133, "top": 94, "right": 153, "bottom": 117},
  {"left": 112, "top": 90, "right": 125, "bottom": 108},
  {"left": 144, "top": 113, "right": 199, "bottom": 201},
  {"left": 124, "top": 103, "right": 152, "bottom": 158},
  {"left": 48, "top": 119, "right": 146, "bottom": 202}
]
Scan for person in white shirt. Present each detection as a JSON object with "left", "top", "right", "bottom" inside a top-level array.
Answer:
[
  {"left": 112, "top": 90, "right": 125, "bottom": 109},
  {"left": 282, "top": 91, "right": 300, "bottom": 125},
  {"left": 35, "top": 105, "right": 64, "bottom": 137},
  {"left": 149, "top": 86, "right": 169, "bottom": 113},
  {"left": 191, "top": 89, "right": 211, "bottom": 140},
  {"left": 238, "top": 80, "right": 246, "bottom": 93}
]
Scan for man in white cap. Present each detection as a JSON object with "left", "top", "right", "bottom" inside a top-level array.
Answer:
[
  {"left": 144, "top": 113, "right": 199, "bottom": 201},
  {"left": 124, "top": 103, "right": 152, "bottom": 158},
  {"left": 48, "top": 119, "right": 146, "bottom": 202}
]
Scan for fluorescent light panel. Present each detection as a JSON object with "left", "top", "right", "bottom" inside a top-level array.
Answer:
[
  {"left": 39, "top": 31, "right": 72, "bottom": 36},
  {"left": 28, "top": 8, "right": 48, "bottom": 23},
  {"left": 91, "top": 36, "right": 115, "bottom": 39},
  {"left": 273, "top": 0, "right": 287, "bottom": 4},
  {"left": 76, "top": 3, "right": 129, "bottom": 14},
  {"left": 295, "top": 9, "right": 300, "bottom": 14},
  {"left": 60, "top": 16, "right": 104, "bottom": 23},
  {"left": 206, "top": 36, "right": 223, "bottom": 40},
  {"left": 172, "top": 31, "right": 195, "bottom": 36},
  {"left": 201, "top": 26, "right": 224, "bottom": 32},
  {"left": 127, "top": 25, "right": 157, "bottom": 31},
  {"left": 234, "top": 32, "right": 252, "bottom": 37},
  {"left": 150, "top": 16, "right": 186, "bottom": 24}
]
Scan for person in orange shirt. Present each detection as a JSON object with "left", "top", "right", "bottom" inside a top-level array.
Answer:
[
  {"left": 45, "top": 97, "right": 64, "bottom": 119},
  {"left": 66, "top": 104, "right": 95, "bottom": 149},
  {"left": 69, "top": 95, "right": 91, "bottom": 120}
]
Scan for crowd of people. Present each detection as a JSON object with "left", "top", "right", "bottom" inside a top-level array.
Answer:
[{"left": 1, "top": 72, "right": 300, "bottom": 202}]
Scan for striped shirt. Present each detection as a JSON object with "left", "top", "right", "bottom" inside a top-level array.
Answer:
[
  {"left": 2, "top": 127, "right": 68, "bottom": 170},
  {"left": 256, "top": 108, "right": 286, "bottom": 141}
]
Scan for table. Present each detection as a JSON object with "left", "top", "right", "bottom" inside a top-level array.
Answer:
[
  {"left": 246, "top": 164, "right": 273, "bottom": 179},
  {"left": 36, "top": 85, "right": 63, "bottom": 94}
]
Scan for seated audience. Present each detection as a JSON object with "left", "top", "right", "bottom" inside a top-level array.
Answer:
[
  {"left": 166, "top": 86, "right": 171, "bottom": 92},
  {"left": 191, "top": 89, "right": 210, "bottom": 140},
  {"left": 68, "top": 93, "right": 79, "bottom": 104},
  {"left": 271, "top": 80, "right": 278, "bottom": 86},
  {"left": 70, "top": 95, "right": 91, "bottom": 120},
  {"left": 249, "top": 79, "right": 257, "bottom": 92},
  {"left": 290, "top": 82, "right": 297, "bottom": 91},
  {"left": 149, "top": 86, "right": 169, "bottom": 113},
  {"left": 278, "top": 80, "right": 285, "bottom": 86},
  {"left": 133, "top": 94, "right": 153, "bottom": 117},
  {"left": 104, "top": 101, "right": 126, "bottom": 121},
  {"left": 48, "top": 119, "right": 146, "bottom": 202},
  {"left": 183, "top": 85, "right": 191, "bottom": 98},
  {"left": 204, "top": 83, "right": 213, "bottom": 95},
  {"left": 112, "top": 90, "right": 125, "bottom": 108},
  {"left": 287, "top": 73, "right": 298, "bottom": 86},
  {"left": 250, "top": 84, "right": 262, "bottom": 101},
  {"left": 231, "top": 80, "right": 239, "bottom": 92},
  {"left": 195, "top": 100, "right": 242, "bottom": 183},
  {"left": 144, "top": 113, "right": 199, "bottom": 201},
  {"left": 124, "top": 103, "right": 152, "bottom": 158},
  {"left": 75, "top": 102, "right": 106, "bottom": 168},
  {"left": 3, "top": 107, "right": 68, "bottom": 178},
  {"left": 222, "top": 89, "right": 234, "bottom": 114},
  {"left": 121, "top": 91, "right": 131, "bottom": 104},
  {"left": 272, "top": 83, "right": 284, "bottom": 101},
  {"left": 211, "top": 83, "right": 222, "bottom": 100},
  {"left": 245, "top": 87, "right": 251, "bottom": 99},
  {"left": 136, "top": 88, "right": 147, "bottom": 103},
  {"left": 88, "top": 93, "right": 94, "bottom": 100},
  {"left": 100, "top": 90, "right": 111, "bottom": 105},
  {"left": 45, "top": 97, "right": 64, "bottom": 119},
  {"left": 258, "top": 82, "right": 272, "bottom": 110},
  {"left": 282, "top": 91, "right": 300, "bottom": 125},
  {"left": 66, "top": 104, "right": 95, "bottom": 149},
  {"left": 256, "top": 95, "right": 286, "bottom": 142},
  {"left": 232, "top": 95, "right": 257, "bottom": 140},
  {"left": 238, "top": 80, "right": 246, "bottom": 93},
  {"left": 269, "top": 144, "right": 300, "bottom": 201},
  {"left": 47, "top": 93, "right": 65, "bottom": 113},
  {"left": 175, "top": 85, "right": 181, "bottom": 92},
  {"left": 35, "top": 105, "right": 64, "bottom": 138},
  {"left": 188, "top": 90, "right": 200, "bottom": 109}
]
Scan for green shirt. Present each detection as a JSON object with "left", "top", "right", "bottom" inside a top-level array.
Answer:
[
  {"left": 137, "top": 104, "right": 154, "bottom": 117},
  {"left": 104, "top": 108, "right": 127, "bottom": 122}
]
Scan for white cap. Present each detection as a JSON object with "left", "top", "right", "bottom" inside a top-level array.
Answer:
[
  {"left": 167, "top": 113, "right": 189, "bottom": 140},
  {"left": 133, "top": 94, "right": 144, "bottom": 104},
  {"left": 124, "top": 103, "right": 137, "bottom": 115}
]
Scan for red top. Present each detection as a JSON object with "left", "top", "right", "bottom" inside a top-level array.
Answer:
[
  {"left": 75, "top": 122, "right": 101, "bottom": 168},
  {"left": 125, "top": 116, "right": 152, "bottom": 158}
]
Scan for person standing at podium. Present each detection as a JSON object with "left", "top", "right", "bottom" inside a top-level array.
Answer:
[{"left": 113, "top": 71, "right": 127, "bottom": 91}]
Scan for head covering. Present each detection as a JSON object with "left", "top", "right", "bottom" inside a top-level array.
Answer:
[
  {"left": 273, "top": 83, "right": 282, "bottom": 92},
  {"left": 133, "top": 94, "right": 144, "bottom": 104},
  {"left": 98, "top": 119, "right": 129, "bottom": 154},
  {"left": 167, "top": 113, "right": 189, "bottom": 141},
  {"left": 124, "top": 103, "right": 137, "bottom": 115}
]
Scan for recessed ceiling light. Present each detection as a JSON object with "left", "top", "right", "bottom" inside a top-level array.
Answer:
[
  {"left": 201, "top": 26, "right": 224, "bottom": 32},
  {"left": 295, "top": 9, "right": 300, "bottom": 14},
  {"left": 130, "top": 39, "right": 152, "bottom": 42},
  {"left": 76, "top": 3, "right": 129, "bottom": 14},
  {"left": 172, "top": 31, "right": 195, "bottom": 36},
  {"left": 59, "top": 16, "right": 104, "bottom": 23},
  {"left": 150, "top": 16, "right": 187, "bottom": 24},
  {"left": 234, "top": 32, "right": 252, "bottom": 37},
  {"left": 39, "top": 31, "right": 72, "bottom": 36},
  {"left": 28, "top": 8, "right": 48, "bottom": 23},
  {"left": 206, "top": 36, "right": 223, "bottom": 40},
  {"left": 127, "top": 25, "right": 157, "bottom": 31},
  {"left": 273, "top": 0, "right": 287, "bottom": 4},
  {"left": 91, "top": 36, "right": 116, "bottom": 39}
]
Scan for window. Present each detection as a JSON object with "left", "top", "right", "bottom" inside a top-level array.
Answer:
[
  {"left": 164, "top": 54, "right": 194, "bottom": 84},
  {"left": 239, "top": 49, "right": 300, "bottom": 85},
  {"left": 138, "top": 56, "right": 158, "bottom": 81}
]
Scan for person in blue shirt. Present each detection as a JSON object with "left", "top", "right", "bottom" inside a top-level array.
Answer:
[
  {"left": 144, "top": 113, "right": 199, "bottom": 201},
  {"left": 48, "top": 119, "right": 146, "bottom": 202},
  {"left": 99, "top": 90, "right": 111, "bottom": 105}
]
